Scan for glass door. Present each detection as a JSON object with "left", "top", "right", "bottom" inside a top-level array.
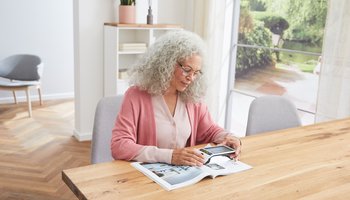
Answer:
[{"left": 227, "top": 0, "right": 328, "bottom": 135}]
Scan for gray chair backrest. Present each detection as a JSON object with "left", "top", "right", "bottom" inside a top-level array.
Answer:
[
  {"left": 91, "top": 95, "right": 124, "bottom": 164},
  {"left": 0, "top": 54, "right": 43, "bottom": 81},
  {"left": 246, "top": 95, "right": 301, "bottom": 136}
]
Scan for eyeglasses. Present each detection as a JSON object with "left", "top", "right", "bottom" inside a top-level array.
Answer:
[{"left": 177, "top": 62, "right": 203, "bottom": 79}]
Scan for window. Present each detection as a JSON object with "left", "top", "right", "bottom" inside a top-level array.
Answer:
[{"left": 227, "top": 0, "right": 328, "bottom": 135}]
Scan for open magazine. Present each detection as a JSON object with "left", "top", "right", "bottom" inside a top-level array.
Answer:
[{"left": 131, "top": 156, "right": 252, "bottom": 191}]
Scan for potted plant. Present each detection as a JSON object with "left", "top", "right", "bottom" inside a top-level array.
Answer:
[
  {"left": 120, "top": 0, "right": 135, "bottom": 5},
  {"left": 119, "top": 0, "right": 136, "bottom": 24}
]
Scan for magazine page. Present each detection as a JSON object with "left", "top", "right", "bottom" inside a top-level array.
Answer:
[
  {"left": 131, "top": 162, "right": 210, "bottom": 191},
  {"left": 201, "top": 156, "right": 252, "bottom": 178}
]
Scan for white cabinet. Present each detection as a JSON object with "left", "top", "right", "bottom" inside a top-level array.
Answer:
[{"left": 104, "top": 23, "right": 182, "bottom": 96}]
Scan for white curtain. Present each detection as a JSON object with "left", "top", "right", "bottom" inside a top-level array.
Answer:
[
  {"left": 315, "top": 0, "right": 350, "bottom": 122},
  {"left": 191, "top": 0, "right": 234, "bottom": 126}
]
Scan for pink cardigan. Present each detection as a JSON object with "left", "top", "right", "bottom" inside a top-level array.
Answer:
[{"left": 111, "top": 86, "right": 225, "bottom": 161}]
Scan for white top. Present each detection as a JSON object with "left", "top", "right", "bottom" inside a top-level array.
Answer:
[{"left": 134, "top": 95, "right": 228, "bottom": 164}]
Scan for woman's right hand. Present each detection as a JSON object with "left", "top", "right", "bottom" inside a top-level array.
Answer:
[{"left": 171, "top": 148, "right": 204, "bottom": 166}]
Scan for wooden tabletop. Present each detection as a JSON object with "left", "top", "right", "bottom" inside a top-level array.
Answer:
[{"left": 62, "top": 118, "right": 350, "bottom": 200}]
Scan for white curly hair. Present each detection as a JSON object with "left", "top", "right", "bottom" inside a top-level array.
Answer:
[{"left": 128, "top": 30, "right": 207, "bottom": 103}]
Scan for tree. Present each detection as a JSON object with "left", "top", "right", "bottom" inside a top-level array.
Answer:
[
  {"left": 257, "top": 0, "right": 327, "bottom": 44},
  {"left": 253, "top": 13, "right": 289, "bottom": 61},
  {"left": 236, "top": 6, "right": 273, "bottom": 76}
]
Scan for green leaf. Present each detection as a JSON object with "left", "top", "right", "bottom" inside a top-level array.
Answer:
[{"left": 120, "top": 0, "right": 135, "bottom": 5}]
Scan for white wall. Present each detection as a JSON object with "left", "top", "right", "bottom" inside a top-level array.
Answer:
[
  {"left": 158, "top": 0, "right": 190, "bottom": 29},
  {"left": 0, "top": 0, "right": 74, "bottom": 102},
  {"left": 73, "top": 0, "right": 114, "bottom": 141}
]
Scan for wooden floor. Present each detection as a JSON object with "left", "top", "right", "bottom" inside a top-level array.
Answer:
[{"left": 0, "top": 99, "right": 90, "bottom": 200}]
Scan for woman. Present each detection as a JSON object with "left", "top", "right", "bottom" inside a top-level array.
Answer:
[{"left": 111, "top": 30, "right": 241, "bottom": 166}]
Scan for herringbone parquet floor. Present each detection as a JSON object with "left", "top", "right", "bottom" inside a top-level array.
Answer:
[{"left": 0, "top": 99, "right": 90, "bottom": 200}]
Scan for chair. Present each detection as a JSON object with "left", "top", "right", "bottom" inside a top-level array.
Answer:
[
  {"left": 246, "top": 95, "right": 301, "bottom": 136},
  {"left": 0, "top": 54, "right": 44, "bottom": 117},
  {"left": 91, "top": 95, "right": 124, "bottom": 164}
]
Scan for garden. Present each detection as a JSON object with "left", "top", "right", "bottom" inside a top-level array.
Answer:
[{"left": 235, "top": 0, "right": 327, "bottom": 77}]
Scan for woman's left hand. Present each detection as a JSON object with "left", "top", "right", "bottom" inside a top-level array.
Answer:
[{"left": 220, "top": 135, "right": 242, "bottom": 160}]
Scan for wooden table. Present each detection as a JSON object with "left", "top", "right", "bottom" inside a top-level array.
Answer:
[{"left": 62, "top": 118, "right": 350, "bottom": 200}]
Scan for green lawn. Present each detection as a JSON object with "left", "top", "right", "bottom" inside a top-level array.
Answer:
[
  {"left": 275, "top": 41, "right": 321, "bottom": 73},
  {"left": 275, "top": 60, "right": 318, "bottom": 73}
]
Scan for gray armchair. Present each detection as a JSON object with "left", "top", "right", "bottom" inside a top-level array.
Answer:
[
  {"left": 246, "top": 95, "right": 301, "bottom": 136},
  {"left": 91, "top": 95, "right": 124, "bottom": 164},
  {"left": 0, "top": 54, "right": 43, "bottom": 117}
]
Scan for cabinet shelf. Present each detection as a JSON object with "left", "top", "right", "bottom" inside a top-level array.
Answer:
[
  {"left": 104, "top": 23, "right": 182, "bottom": 96},
  {"left": 104, "top": 23, "right": 181, "bottom": 29}
]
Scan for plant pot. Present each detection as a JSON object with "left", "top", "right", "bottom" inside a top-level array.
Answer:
[{"left": 119, "top": 5, "right": 136, "bottom": 24}]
